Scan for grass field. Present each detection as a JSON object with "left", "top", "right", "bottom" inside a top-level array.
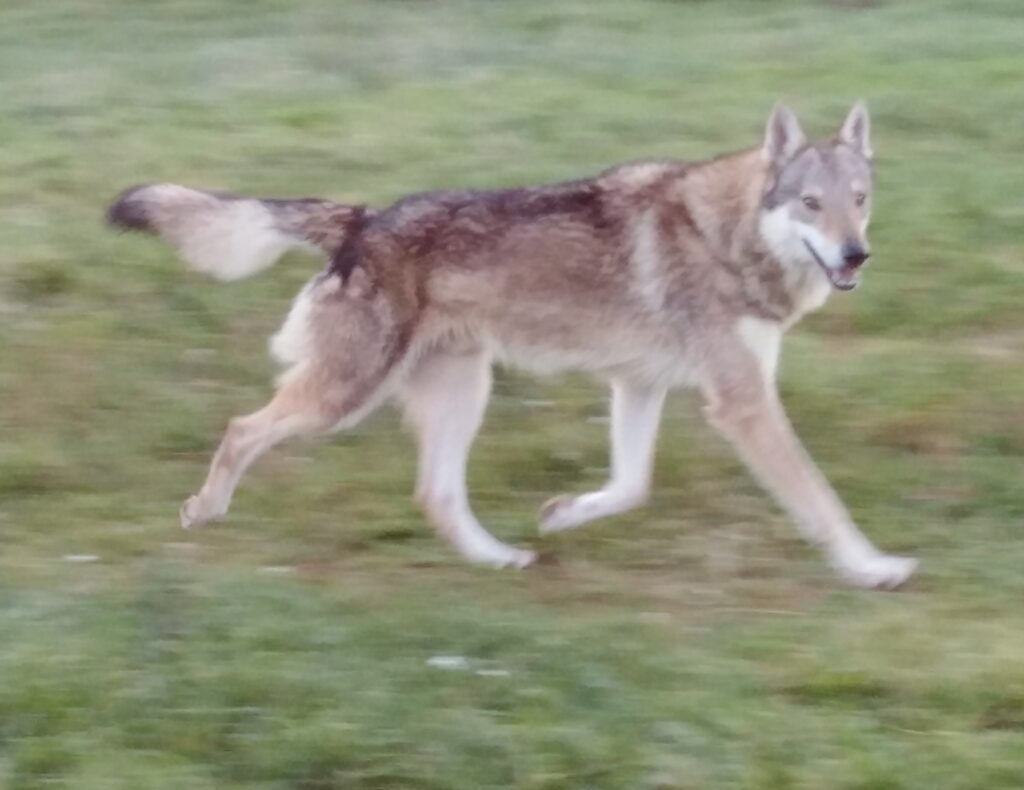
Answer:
[{"left": 2, "top": 0, "right": 1024, "bottom": 787}]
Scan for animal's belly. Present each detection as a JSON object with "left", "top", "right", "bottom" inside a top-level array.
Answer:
[
  {"left": 425, "top": 269, "right": 696, "bottom": 384},
  {"left": 486, "top": 324, "right": 695, "bottom": 386}
]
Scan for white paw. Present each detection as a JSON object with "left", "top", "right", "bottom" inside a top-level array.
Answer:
[
  {"left": 179, "top": 495, "right": 224, "bottom": 530},
  {"left": 835, "top": 553, "right": 918, "bottom": 591},
  {"left": 470, "top": 544, "right": 537, "bottom": 570},
  {"left": 457, "top": 535, "right": 537, "bottom": 569},
  {"left": 491, "top": 547, "right": 537, "bottom": 570},
  {"left": 538, "top": 494, "right": 583, "bottom": 534},
  {"left": 539, "top": 489, "right": 645, "bottom": 535}
]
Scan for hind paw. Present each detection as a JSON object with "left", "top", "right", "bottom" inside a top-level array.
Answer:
[
  {"left": 179, "top": 495, "right": 225, "bottom": 530},
  {"left": 454, "top": 532, "right": 537, "bottom": 569}
]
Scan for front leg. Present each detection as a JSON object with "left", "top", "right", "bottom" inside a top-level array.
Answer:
[
  {"left": 702, "top": 344, "right": 917, "bottom": 590},
  {"left": 540, "top": 379, "right": 667, "bottom": 534}
]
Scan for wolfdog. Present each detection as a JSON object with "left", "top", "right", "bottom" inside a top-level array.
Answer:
[{"left": 108, "top": 102, "right": 916, "bottom": 589}]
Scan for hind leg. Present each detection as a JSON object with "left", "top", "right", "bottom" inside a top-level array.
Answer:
[
  {"left": 402, "top": 351, "right": 535, "bottom": 568},
  {"left": 182, "top": 274, "right": 409, "bottom": 528},
  {"left": 540, "top": 378, "right": 666, "bottom": 534},
  {"left": 180, "top": 357, "right": 398, "bottom": 528},
  {"left": 180, "top": 372, "right": 330, "bottom": 528}
]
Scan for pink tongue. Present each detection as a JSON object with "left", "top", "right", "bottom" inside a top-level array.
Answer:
[{"left": 836, "top": 264, "right": 859, "bottom": 284}]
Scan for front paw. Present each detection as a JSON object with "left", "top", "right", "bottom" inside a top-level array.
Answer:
[
  {"left": 538, "top": 494, "right": 582, "bottom": 534},
  {"left": 835, "top": 553, "right": 918, "bottom": 591}
]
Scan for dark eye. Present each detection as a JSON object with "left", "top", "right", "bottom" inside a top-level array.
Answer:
[
  {"left": 801, "top": 195, "right": 821, "bottom": 211},
  {"left": 854, "top": 192, "right": 867, "bottom": 207}
]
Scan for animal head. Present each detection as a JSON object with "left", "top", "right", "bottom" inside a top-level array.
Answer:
[{"left": 758, "top": 102, "right": 873, "bottom": 291}]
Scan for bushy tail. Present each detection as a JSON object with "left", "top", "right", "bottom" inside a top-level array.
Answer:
[{"left": 106, "top": 183, "right": 369, "bottom": 281}]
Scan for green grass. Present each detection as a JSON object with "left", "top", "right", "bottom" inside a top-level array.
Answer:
[{"left": 2, "top": 0, "right": 1024, "bottom": 787}]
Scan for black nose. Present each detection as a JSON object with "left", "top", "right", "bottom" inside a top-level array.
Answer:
[{"left": 841, "top": 243, "right": 870, "bottom": 269}]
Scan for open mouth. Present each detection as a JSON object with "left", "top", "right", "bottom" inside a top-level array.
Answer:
[{"left": 802, "top": 238, "right": 859, "bottom": 291}]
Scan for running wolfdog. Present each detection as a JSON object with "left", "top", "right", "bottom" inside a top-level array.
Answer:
[{"left": 108, "top": 102, "right": 917, "bottom": 589}]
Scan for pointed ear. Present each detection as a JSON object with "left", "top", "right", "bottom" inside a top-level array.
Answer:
[
  {"left": 839, "top": 100, "right": 872, "bottom": 159},
  {"left": 763, "top": 103, "right": 807, "bottom": 166}
]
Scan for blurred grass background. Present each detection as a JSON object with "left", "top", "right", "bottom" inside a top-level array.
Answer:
[{"left": 1, "top": 0, "right": 1024, "bottom": 787}]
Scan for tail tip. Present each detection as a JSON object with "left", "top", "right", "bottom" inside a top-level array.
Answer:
[{"left": 106, "top": 184, "right": 156, "bottom": 232}]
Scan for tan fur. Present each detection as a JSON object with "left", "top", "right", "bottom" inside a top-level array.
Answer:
[{"left": 111, "top": 103, "right": 916, "bottom": 588}]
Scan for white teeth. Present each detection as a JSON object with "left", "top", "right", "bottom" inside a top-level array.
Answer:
[{"left": 802, "top": 238, "right": 859, "bottom": 291}]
